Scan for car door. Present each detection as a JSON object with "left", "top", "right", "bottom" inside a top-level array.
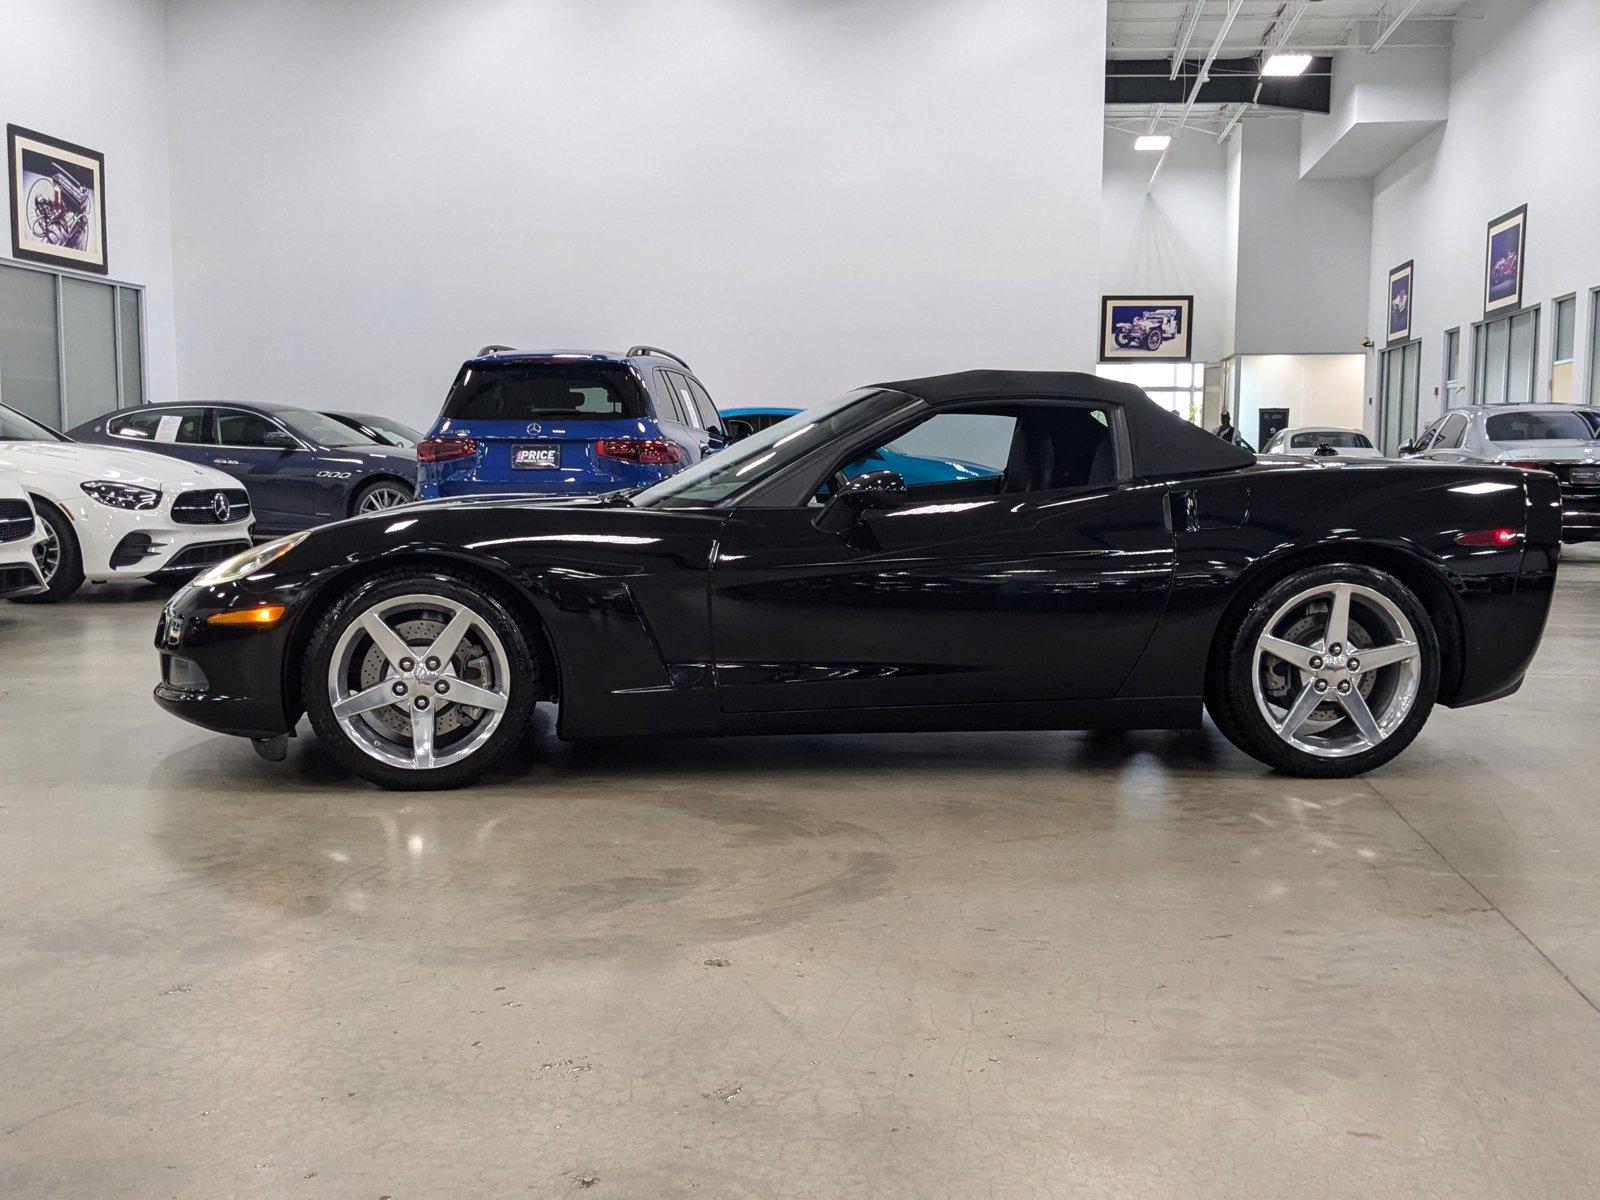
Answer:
[
  {"left": 205, "top": 407, "right": 323, "bottom": 529},
  {"left": 683, "top": 374, "right": 728, "bottom": 455},
  {"left": 708, "top": 402, "right": 1175, "bottom": 716}
]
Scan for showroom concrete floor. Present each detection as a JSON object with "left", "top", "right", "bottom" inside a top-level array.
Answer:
[{"left": 2, "top": 551, "right": 1599, "bottom": 1199}]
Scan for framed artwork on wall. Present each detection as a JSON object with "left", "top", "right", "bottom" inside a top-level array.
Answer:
[
  {"left": 1483, "top": 204, "right": 1526, "bottom": 317},
  {"left": 1099, "top": 295, "right": 1193, "bottom": 362},
  {"left": 7, "top": 124, "right": 108, "bottom": 274},
  {"left": 1386, "top": 260, "right": 1413, "bottom": 345}
]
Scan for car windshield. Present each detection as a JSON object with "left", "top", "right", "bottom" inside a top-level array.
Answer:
[
  {"left": 1485, "top": 411, "right": 1593, "bottom": 442},
  {"left": 0, "top": 405, "right": 69, "bottom": 442},
  {"left": 1291, "top": 430, "right": 1372, "bottom": 449},
  {"left": 278, "top": 407, "right": 379, "bottom": 447},
  {"left": 631, "top": 389, "right": 907, "bottom": 508}
]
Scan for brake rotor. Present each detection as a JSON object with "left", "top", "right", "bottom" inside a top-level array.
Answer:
[{"left": 354, "top": 614, "right": 493, "bottom": 745}]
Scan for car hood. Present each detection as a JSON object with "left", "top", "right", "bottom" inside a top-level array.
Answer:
[{"left": 0, "top": 440, "right": 242, "bottom": 492}]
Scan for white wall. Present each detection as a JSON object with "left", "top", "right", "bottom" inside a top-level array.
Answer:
[
  {"left": 1100, "top": 130, "right": 1233, "bottom": 364},
  {"left": 0, "top": 0, "right": 178, "bottom": 399},
  {"left": 1367, "top": 0, "right": 1600, "bottom": 429},
  {"left": 164, "top": 0, "right": 1106, "bottom": 426},
  {"left": 1233, "top": 119, "right": 1372, "bottom": 357}
]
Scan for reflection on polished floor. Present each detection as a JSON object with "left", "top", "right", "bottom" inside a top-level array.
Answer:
[{"left": 3, "top": 549, "right": 1599, "bottom": 1198}]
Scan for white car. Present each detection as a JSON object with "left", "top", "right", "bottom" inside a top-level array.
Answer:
[
  {"left": 0, "top": 476, "right": 47, "bottom": 599},
  {"left": 1, "top": 403, "right": 256, "bottom": 603},
  {"left": 1261, "top": 427, "right": 1384, "bottom": 459}
]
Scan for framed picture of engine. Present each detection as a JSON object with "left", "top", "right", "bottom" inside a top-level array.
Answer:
[
  {"left": 1483, "top": 203, "right": 1526, "bottom": 317},
  {"left": 7, "top": 125, "right": 108, "bottom": 274},
  {"left": 1099, "top": 295, "right": 1193, "bottom": 362},
  {"left": 1386, "top": 260, "right": 1413, "bottom": 344}
]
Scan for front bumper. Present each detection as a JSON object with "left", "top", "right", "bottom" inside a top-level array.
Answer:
[
  {"left": 0, "top": 522, "right": 48, "bottom": 597},
  {"left": 67, "top": 488, "right": 257, "bottom": 582},
  {"left": 153, "top": 580, "right": 301, "bottom": 739}
]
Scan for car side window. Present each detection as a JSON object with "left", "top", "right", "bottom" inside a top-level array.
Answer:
[
  {"left": 108, "top": 407, "right": 206, "bottom": 444},
  {"left": 823, "top": 403, "right": 1118, "bottom": 502},
  {"left": 685, "top": 376, "right": 720, "bottom": 429},
  {"left": 212, "top": 408, "right": 281, "bottom": 448},
  {"left": 1412, "top": 420, "right": 1440, "bottom": 452},
  {"left": 661, "top": 370, "right": 702, "bottom": 429},
  {"left": 1436, "top": 414, "right": 1467, "bottom": 449},
  {"left": 653, "top": 370, "right": 692, "bottom": 426}
]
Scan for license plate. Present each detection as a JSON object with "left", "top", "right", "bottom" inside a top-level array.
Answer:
[
  {"left": 1573, "top": 467, "right": 1600, "bottom": 485},
  {"left": 512, "top": 445, "right": 560, "bottom": 470}
]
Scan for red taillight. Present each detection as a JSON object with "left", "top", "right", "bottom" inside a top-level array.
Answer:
[
  {"left": 1456, "top": 528, "right": 1521, "bottom": 547},
  {"left": 597, "top": 438, "right": 682, "bottom": 465},
  {"left": 417, "top": 437, "right": 477, "bottom": 463}
]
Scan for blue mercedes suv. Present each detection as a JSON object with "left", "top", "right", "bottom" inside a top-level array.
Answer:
[{"left": 416, "top": 346, "right": 727, "bottom": 500}]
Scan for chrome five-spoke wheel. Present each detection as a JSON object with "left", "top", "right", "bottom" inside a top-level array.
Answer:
[
  {"left": 1250, "top": 581, "right": 1421, "bottom": 758},
  {"left": 327, "top": 593, "right": 512, "bottom": 771}
]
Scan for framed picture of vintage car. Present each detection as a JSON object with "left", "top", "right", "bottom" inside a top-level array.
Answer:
[
  {"left": 1386, "top": 260, "right": 1413, "bottom": 345},
  {"left": 7, "top": 125, "right": 108, "bottom": 274},
  {"left": 1483, "top": 204, "right": 1526, "bottom": 317},
  {"left": 1099, "top": 295, "right": 1193, "bottom": 362}
]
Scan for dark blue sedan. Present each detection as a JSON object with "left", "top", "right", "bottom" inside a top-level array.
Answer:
[{"left": 68, "top": 401, "right": 417, "bottom": 535}]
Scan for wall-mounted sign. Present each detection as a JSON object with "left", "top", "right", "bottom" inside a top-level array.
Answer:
[
  {"left": 1386, "top": 260, "right": 1413, "bottom": 345},
  {"left": 1099, "top": 294, "right": 1193, "bottom": 362},
  {"left": 1483, "top": 204, "right": 1526, "bottom": 317},
  {"left": 7, "top": 125, "right": 108, "bottom": 274}
]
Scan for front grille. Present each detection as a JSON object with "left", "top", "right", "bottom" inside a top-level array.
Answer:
[
  {"left": 0, "top": 498, "right": 35, "bottom": 544},
  {"left": 172, "top": 488, "right": 251, "bottom": 525},
  {"left": 153, "top": 539, "right": 251, "bottom": 577}
]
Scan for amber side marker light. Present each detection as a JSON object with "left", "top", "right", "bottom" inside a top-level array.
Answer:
[
  {"left": 207, "top": 604, "right": 287, "bottom": 627},
  {"left": 1455, "top": 528, "right": 1521, "bottom": 547}
]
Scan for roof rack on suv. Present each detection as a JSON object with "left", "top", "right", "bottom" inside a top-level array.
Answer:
[
  {"left": 476, "top": 344, "right": 517, "bottom": 356},
  {"left": 626, "top": 345, "right": 692, "bottom": 371}
]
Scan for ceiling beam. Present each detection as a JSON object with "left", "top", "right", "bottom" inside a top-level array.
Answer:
[
  {"left": 1369, "top": 0, "right": 1423, "bottom": 53},
  {"left": 1169, "top": 2, "right": 1206, "bottom": 79},
  {"left": 1149, "top": 0, "right": 1248, "bottom": 192}
]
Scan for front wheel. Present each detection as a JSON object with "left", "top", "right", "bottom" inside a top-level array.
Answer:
[
  {"left": 303, "top": 570, "right": 538, "bottom": 789},
  {"left": 10, "top": 501, "right": 83, "bottom": 604},
  {"left": 1206, "top": 563, "right": 1439, "bottom": 777}
]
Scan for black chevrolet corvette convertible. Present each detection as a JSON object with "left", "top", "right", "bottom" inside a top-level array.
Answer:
[{"left": 153, "top": 371, "right": 1560, "bottom": 790}]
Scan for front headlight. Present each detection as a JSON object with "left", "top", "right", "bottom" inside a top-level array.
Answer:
[
  {"left": 81, "top": 480, "right": 161, "bottom": 510},
  {"left": 191, "top": 531, "right": 310, "bottom": 588}
]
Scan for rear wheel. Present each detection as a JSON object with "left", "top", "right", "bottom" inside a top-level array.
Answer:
[
  {"left": 10, "top": 501, "right": 83, "bottom": 604},
  {"left": 303, "top": 570, "right": 537, "bottom": 789},
  {"left": 354, "top": 479, "right": 413, "bottom": 515},
  {"left": 1206, "top": 563, "right": 1439, "bottom": 777}
]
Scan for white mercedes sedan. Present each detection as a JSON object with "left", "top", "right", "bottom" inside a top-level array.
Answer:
[
  {"left": 1, "top": 403, "right": 256, "bottom": 603},
  {"left": 1261, "top": 427, "right": 1383, "bottom": 459}
]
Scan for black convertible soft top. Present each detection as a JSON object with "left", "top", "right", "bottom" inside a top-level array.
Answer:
[{"left": 873, "top": 369, "right": 1255, "bottom": 478}]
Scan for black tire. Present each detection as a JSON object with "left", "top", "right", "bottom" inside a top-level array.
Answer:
[
  {"left": 303, "top": 568, "right": 539, "bottom": 790},
  {"left": 352, "top": 478, "right": 414, "bottom": 516},
  {"left": 1205, "top": 562, "right": 1440, "bottom": 777},
  {"left": 10, "top": 500, "right": 84, "bottom": 604}
]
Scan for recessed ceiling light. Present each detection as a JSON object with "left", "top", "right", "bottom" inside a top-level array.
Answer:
[
  {"left": 1262, "top": 52, "right": 1312, "bottom": 76},
  {"left": 1134, "top": 134, "right": 1171, "bottom": 152}
]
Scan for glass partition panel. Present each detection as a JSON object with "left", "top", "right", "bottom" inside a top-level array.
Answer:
[
  {"left": 61, "top": 277, "right": 118, "bottom": 427},
  {"left": 118, "top": 287, "right": 143, "bottom": 407},
  {"left": 0, "top": 262, "right": 62, "bottom": 424},
  {"left": 1507, "top": 309, "right": 1536, "bottom": 406}
]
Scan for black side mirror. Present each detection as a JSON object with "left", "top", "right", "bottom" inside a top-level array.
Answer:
[
  {"left": 263, "top": 430, "right": 299, "bottom": 450},
  {"left": 812, "top": 469, "right": 907, "bottom": 534},
  {"left": 1397, "top": 439, "right": 1415, "bottom": 456}
]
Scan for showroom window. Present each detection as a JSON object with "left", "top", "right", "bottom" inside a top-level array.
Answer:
[
  {"left": 1378, "top": 340, "right": 1421, "bottom": 455},
  {"left": 1472, "top": 308, "right": 1539, "bottom": 406},
  {"left": 1550, "top": 295, "right": 1576, "bottom": 404},
  {"left": 1094, "top": 361, "right": 1204, "bottom": 423},
  {"left": 0, "top": 258, "right": 144, "bottom": 428},
  {"left": 1443, "top": 327, "right": 1463, "bottom": 408}
]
